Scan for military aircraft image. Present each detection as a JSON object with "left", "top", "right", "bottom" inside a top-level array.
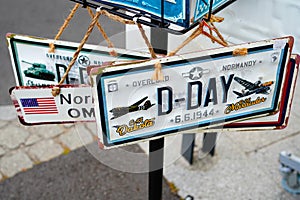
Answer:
[
  {"left": 233, "top": 76, "right": 274, "bottom": 98},
  {"left": 22, "top": 60, "right": 55, "bottom": 81},
  {"left": 110, "top": 96, "right": 155, "bottom": 120}
]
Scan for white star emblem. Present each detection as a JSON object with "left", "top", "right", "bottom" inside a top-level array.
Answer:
[{"left": 189, "top": 67, "right": 203, "bottom": 80}]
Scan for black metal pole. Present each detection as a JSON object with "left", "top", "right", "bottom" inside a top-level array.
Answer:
[
  {"left": 149, "top": 2, "right": 168, "bottom": 198},
  {"left": 149, "top": 138, "right": 165, "bottom": 200},
  {"left": 181, "top": 132, "right": 217, "bottom": 166},
  {"left": 202, "top": 132, "right": 217, "bottom": 156},
  {"left": 181, "top": 133, "right": 196, "bottom": 165},
  {"left": 207, "top": 0, "right": 214, "bottom": 21}
]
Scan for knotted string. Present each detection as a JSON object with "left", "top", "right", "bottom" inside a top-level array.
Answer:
[
  {"left": 52, "top": 10, "right": 102, "bottom": 97},
  {"left": 87, "top": 7, "right": 118, "bottom": 57},
  {"left": 49, "top": 3, "right": 80, "bottom": 53}
]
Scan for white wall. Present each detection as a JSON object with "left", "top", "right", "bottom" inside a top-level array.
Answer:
[{"left": 217, "top": 0, "right": 300, "bottom": 52}]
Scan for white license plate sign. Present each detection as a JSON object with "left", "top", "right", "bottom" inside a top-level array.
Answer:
[
  {"left": 224, "top": 54, "right": 299, "bottom": 130},
  {"left": 6, "top": 33, "right": 149, "bottom": 86},
  {"left": 91, "top": 37, "right": 293, "bottom": 148},
  {"left": 7, "top": 34, "right": 149, "bottom": 124},
  {"left": 10, "top": 85, "right": 94, "bottom": 125}
]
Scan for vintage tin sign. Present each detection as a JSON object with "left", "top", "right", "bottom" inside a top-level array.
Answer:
[
  {"left": 222, "top": 54, "right": 299, "bottom": 130},
  {"left": 6, "top": 33, "right": 149, "bottom": 86},
  {"left": 10, "top": 85, "right": 95, "bottom": 125},
  {"left": 91, "top": 37, "right": 293, "bottom": 148},
  {"left": 194, "top": 0, "right": 233, "bottom": 22},
  {"left": 6, "top": 34, "right": 149, "bottom": 124}
]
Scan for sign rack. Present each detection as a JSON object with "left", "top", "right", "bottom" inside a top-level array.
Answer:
[
  {"left": 70, "top": 0, "right": 170, "bottom": 30},
  {"left": 148, "top": 21, "right": 168, "bottom": 200},
  {"left": 70, "top": 0, "right": 237, "bottom": 34},
  {"left": 7, "top": 0, "right": 297, "bottom": 199}
]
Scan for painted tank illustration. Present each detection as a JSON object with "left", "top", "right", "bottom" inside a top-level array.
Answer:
[{"left": 22, "top": 61, "right": 55, "bottom": 81}]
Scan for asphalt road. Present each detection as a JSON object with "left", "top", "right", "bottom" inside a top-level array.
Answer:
[
  {"left": 0, "top": 0, "right": 125, "bottom": 105},
  {"left": 0, "top": 142, "right": 180, "bottom": 200}
]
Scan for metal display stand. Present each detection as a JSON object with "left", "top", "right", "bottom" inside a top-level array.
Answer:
[
  {"left": 182, "top": 133, "right": 217, "bottom": 165},
  {"left": 148, "top": 15, "right": 218, "bottom": 199},
  {"left": 181, "top": 134, "right": 196, "bottom": 165},
  {"left": 149, "top": 138, "right": 165, "bottom": 200},
  {"left": 65, "top": 0, "right": 230, "bottom": 198},
  {"left": 70, "top": 0, "right": 237, "bottom": 34},
  {"left": 148, "top": 19, "right": 168, "bottom": 200},
  {"left": 202, "top": 133, "right": 217, "bottom": 156}
]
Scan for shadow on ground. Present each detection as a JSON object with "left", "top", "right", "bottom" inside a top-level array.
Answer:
[{"left": 0, "top": 142, "right": 180, "bottom": 200}]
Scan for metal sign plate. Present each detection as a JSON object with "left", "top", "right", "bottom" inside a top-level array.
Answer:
[
  {"left": 7, "top": 34, "right": 149, "bottom": 124},
  {"left": 91, "top": 0, "right": 189, "bottom": 28},
  {"left": 74, "top": 0, "right": 236, "bottom": 32},
  {"left": 91, "top": 37, "right": 293, "bottom": 148},
  {"left": 10, "top": 85, "right": 95, "bottom": 125},
  {"left": 222, "top": 54, "right": 299, "bottom": 130},
  {"left": 6, "top": 33, "right": 149, "bottom": 86},
  {"left": 194, "top": 0, "right": 233, "bottom": 22}
]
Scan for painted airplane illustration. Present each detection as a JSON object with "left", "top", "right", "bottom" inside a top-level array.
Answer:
[
  {"left": 233, "top": 77, "right": 274, "bottom": 98},
  {"left": 110, "top": 96, "right": 155, "bottom": 120}
]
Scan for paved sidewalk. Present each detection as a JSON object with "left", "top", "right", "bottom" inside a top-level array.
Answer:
[
  {"left": 0, "top": 105, "right": 180, "bottom": 200},
  {"left": 0, "top": 105, "right": 97, "bottom": 180},
  {"left": 0, "top": 141, "right": 180, "bottom": 200},
  {"left": 163, "top": 130, "right": 300, "bottom": 200}
]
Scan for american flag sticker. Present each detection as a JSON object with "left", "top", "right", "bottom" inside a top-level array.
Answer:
[{"left": 20, "top": 97, "right": 58, "bottom": 115}]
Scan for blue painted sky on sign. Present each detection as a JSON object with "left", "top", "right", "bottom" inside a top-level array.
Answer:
[{"left": 194, "top": 0, "right": 230, "bottom": 22}]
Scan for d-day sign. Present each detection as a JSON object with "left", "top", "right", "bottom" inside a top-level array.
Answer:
[
  {"left": 7, "top": 34, "right": 149, "bottom": 124},
  {"left": 223, "top": 54, "right": 299, "bottom": 130},
  {"left": 10, "top": 85, "right": 94, "bottom": 125},
  {"left": 91, "top": 37, "right": 293, "bottom": 148},
  {"left": 179, "top": 55, "right": 299, "bottom": 133},
  {"left": 6, "top": 33, "right": 149, "bottom": 86}
]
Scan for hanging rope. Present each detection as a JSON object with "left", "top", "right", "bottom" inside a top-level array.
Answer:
[
  {"left": 87, "top": 7, "right": 118, "bottom": 57},
  {"left": 168, "top": 14, "right": 228, "bottom": 57},
  {"left": 49, "top": 3, "right": 81, "bottom": 53},
  {"left": 233, "top": 48, "right": 248, "bottom": 56},
  {"left": 86, "top": 10, "right": 231, "bottom": 81},
  {"left": 48, "top": 5, "right": 231, "bottom": 83},
  {"left": 168, "top": 23, "right": 204, "bottom": 57},
  {"left": 137, "top": 23, "right": 157, "bottom": 59},
  {"left": 52, "top": 10, "right": 102, "bottom": 97},
  {"left": 152, "top": 14, "right": 229, "bottom": 80},
  {"left": 151, "top": 61, "right": 164, "bottom": 80},
  {"left": 48, "top": 4, "right": 119, "bottom": 56},
  {"left": 88, "top": 10, "right": 162, "bottom": 79},
  {"left": 209, "top": 23, "right": 226, "bottom": 44},
  {"left": 201, "top": 25, "right": 228, "bottom": 47},
  {"left": 136, "top": 23, "right": 167, "bottom": 80},
  {"left": 100, "top": 9, "right": 135, "bottom": 25}
]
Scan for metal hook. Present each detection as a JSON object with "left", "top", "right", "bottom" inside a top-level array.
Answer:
[
  {"left": 82, "top": 0, "right": 87, "bottom": 8},
  {"left": 207, "top": 0, "right": 214, "bottom": 22}
]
